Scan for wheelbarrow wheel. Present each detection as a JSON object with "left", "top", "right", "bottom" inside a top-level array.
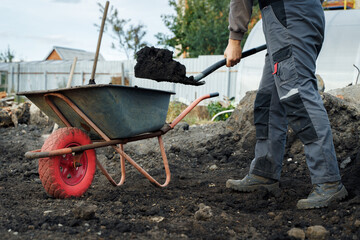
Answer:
[{"left": 38, "top": 127, "right": 96, "bottom": 198}]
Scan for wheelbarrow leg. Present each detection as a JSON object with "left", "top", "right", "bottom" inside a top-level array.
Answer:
[
  {"left": 96, "top": 144, "right": 126, "bottom": 187},
  {"left": 113, "top": 136, "right": 171, "bottom": 187}
]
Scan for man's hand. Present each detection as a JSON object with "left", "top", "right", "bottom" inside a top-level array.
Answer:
[{"left": 224, "top": 39, "right": 242, "bottom": 67}]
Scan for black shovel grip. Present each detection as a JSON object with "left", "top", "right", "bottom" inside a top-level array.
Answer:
[
  {"left": 209, "top": 92, "right": 219, "bottom": 98},
  {"left": 241, "top": 44, "right": 267, "bottom": 58},
  {"left": 194, "top": 44, "right": 267, "bottom": 82}
]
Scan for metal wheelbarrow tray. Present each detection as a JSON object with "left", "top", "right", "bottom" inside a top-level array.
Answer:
[
  {"left": 20, "top": 84, "right": 173, "bottom": 140},
  {"left": 19, "top": 84, "right": 218, "bottom": 199}
]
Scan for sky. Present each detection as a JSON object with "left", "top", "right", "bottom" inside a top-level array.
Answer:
[{"left": 0, "top": 0, "right": 174, "bottom": 61}]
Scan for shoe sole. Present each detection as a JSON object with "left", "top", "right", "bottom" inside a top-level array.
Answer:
[
  {"left": 296, "top": 186, "right": 348, "bottom": 210},
  {"left": 226, "top": 181, "right": 280, "bottom": 193}
]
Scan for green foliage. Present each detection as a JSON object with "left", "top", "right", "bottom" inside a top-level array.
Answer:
[
  {"left": 166, "top": 101, "right": 185, "bottom": 123},
  {"left": 157, "top": 0, "right": 261, "bottom": 57},
  {"left": 96, "top": 2, "right": 148, "bottom": 59},
  {"left": 207, "top": 97, "right": 235, "bottom": 121},
  {"left": 166, "top": 101, "right": 211, "bottom": 125},
  {"left": 0, "top": 45, "right": 15, "bottom": 63},
  {"left": 157, "top": 0, "right": 231, "bottom": 58}
]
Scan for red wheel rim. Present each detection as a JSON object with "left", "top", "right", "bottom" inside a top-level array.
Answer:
[{"left": 59, "top": 143, "right": 88, "bottom": 185}]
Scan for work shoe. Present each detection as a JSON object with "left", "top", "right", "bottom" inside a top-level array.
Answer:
[
  {"left": 297, "top": 181, "right": 348, "bottom": 209},
  {"left": 226, "top": 174, "right": 279, "bottom": 192}
]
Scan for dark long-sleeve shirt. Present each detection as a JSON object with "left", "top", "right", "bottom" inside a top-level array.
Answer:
[{"left": 228, "top": 0, "right": 253, "bottom": 41}]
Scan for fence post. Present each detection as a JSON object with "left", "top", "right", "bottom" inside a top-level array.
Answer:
[
  {"left": 81, "top": 71, "right": 85, "bottom": 85},
  {"left": 17, "top": 64, "right": 20, "bottom": 92},
  {"left": 67, "top": 57, "right": 77, "bottom": 88},
  {"left": 128, "top": 61, "right": 134, "bottom": 87},
  {"left": 44, "top": 71, "right": 48, "bottom": 90},
  {"left": 10, "top": 66, "right": 14, "bottom": 93},
  {"left": 16, "top": 64, "right": 20, "bottom": 101},
  {"left": 226, "top": 67, "right": 231, "bottom": 98},
  {"left": 121, "top": 62, "right": 125, "bottom": 86},
  {"left": 5, "top": 71, "right": 8, "bottom": 92},
  {"left": 172, "top": 83, "right": 176, "bottom": 99}
]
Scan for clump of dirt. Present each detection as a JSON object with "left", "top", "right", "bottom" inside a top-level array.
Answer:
[
  {"left": 0, "top": 102, "right": 31, "bottom": 127},
  {"left": 0, "top": 90, "right": 359, "bottom": 239},
  {"left": 134, "top": 46, "right": 202, "bottom": 86}
]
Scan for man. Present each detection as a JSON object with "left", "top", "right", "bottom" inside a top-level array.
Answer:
[{"left": 224, "top": 0, "right": 347, "bottom": 209}]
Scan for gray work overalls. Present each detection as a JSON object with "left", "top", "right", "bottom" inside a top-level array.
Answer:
[{"left": 249, "top": 0, "right": 341, "bottom": 184}]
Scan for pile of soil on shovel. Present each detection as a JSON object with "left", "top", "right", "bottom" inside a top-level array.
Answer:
[
  {"left": 134, "top": 46, "right": 200, "bottom": 85},
  {"left": 0, "top": 91, "right": 360, "bottom": 239}
]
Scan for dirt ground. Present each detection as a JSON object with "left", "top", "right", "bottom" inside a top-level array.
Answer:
[{"left": 0, "top": 91, "right": 360, "bottom": 239}]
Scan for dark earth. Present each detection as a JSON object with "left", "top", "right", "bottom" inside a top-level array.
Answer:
[
  {"left": 134, "top": 46, "right": 202, "bottom": 86},
  {"left": 1, "top": 91, "right": 360, "bottom": 239}
]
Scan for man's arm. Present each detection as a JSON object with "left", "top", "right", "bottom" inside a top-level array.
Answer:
[{"left": 224, "top": 0, "right": 253, "bottom": 67}]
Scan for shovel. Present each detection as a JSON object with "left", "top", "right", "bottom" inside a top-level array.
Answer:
[
  {"left": 135, "top": 44, "right": 267, "bottom": 86},
  {"left": 89, "top": 1, "right": 109, "bottom": 84},
  {"left": 192, "top": 44, "right": 267, "bottom": 85}
]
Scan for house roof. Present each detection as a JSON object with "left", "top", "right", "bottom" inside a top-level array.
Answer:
[{"left": 45, "top": 46, "right": 105, "bottom": 61}]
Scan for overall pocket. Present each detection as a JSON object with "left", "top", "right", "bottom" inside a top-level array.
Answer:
[{"left": 272, "top": 45, "right": 298, "bottom": 85}]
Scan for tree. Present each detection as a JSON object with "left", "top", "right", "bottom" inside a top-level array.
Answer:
[
  {"left": 156, "top": 0, "right": 230, "bottom": 58},
  {"left": 0, "top": 45, "right": 15, "bottom": 63},
  {"left": 96, "top": 2, "right": 148, "bottom": 59},
  {"left": 157, "top": 0, "right": 260, "bottom": 58}
]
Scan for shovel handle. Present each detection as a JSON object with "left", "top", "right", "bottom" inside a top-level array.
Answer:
[
  {"left": 194, "top": 44, "right": 267, "bottom": 82},
  {"left": 89, "top": 1, "right": 109, "bottom": 84}
]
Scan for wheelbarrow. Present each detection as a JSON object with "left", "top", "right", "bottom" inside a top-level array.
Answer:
[
  {"left": 18, "top": 0, "right": 263, "bottom": 199},
  {"left": 19, "top": 84, "right": 219, "bottom": 198}
]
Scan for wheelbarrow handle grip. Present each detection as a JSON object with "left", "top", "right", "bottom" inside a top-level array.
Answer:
[
  {"left": 194, "top": 44, "right": 267, "bottom": 82},
  {"left": 209, "top": 92, "right": 219, "bottom": 98}
]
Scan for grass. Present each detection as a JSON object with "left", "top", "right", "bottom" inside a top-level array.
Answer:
[
  {"left": 166, "top": 101, "right": 212, "bottom": 125},
  {"left": 166, "top": 98, "right": 237, "bottom": 125}
]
